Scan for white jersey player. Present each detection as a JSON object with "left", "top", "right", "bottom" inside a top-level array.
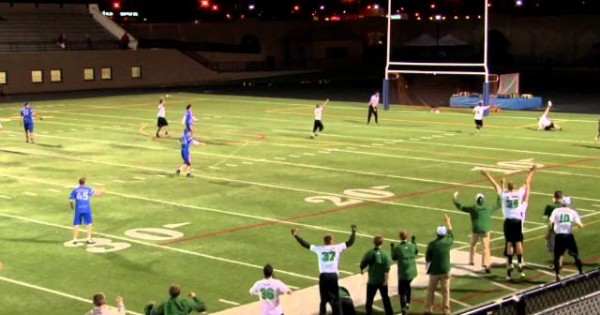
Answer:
[
  {"left": 250, "top": 264, "right": 292, "bottom": 315},
  {"left": 549, "top": 197, "right": 584, "bottom": 280},
  {"left": 538, "top": 101, "right": 561, "bottom": 131},
  {"left": 473, "top": 101, "right": 491, "bottom": 135}
]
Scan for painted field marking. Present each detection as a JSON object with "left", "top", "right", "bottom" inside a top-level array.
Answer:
[
  {"left": 241, "top": 161, "right": 254, "bottom": 165},
  {"left": 209, "top": 166, "right": 221, "bottom": 170},
  {"left": 113, "top": 180, "right": 127, "bottom": 183},
  {"left": 436, "top": 292, "right": 473, "bottom": 308},
  {"left": 317, "top": 151, "right": 330, "bottom": 154},
  {"left": 133, "top": 176, "right": 146, "bottom": 181},
  {"left": 219, "top": 299, "right": 241, "bottom": 306},
  {"left": 345, "top": 147, "right": 357, "bottom": 150},
  {"left": 287, "top": 284, "right": 300, "bottom": 290},
  {"left": 225, "top": 164, "right": 238, "bottom": 167},
  {"left": 23, "top": 192, "right": 37, "bottom": 196},
  {"left": 302, "top": 153, "right": 315, "bottom": 156},
  {"left": 372, "top": 143, "right": 384, "bottom": 146},
  {"left": 274, "top": 157, "right": 287, "bottom": 160},
  {"left": 432, "top": 135, "right": 445, "bottom": 138},
  {"left": 576, "top": 208, "right": 598, "bottom": 213},
  {"left": 0, "top": 276, "right": 143, "bottom": 315},
  {"left": 47, "top": 188, "right": 61, "bottom": 193},
  {"left": 339, "top": 270, "right": 353, "bottom": 275},
  {"left": 289, "top": 155, "right": 302, "bottom": 158},
  {"left": 156, "top": 174, "right": 167, "bottom": 177},
  {"left": 420, "top": 137, "right": 432, "bottom": 140},
  {"left": 0, "top": 213, "right": 319, "bottom": 281},
  {"left": 0, "top": 195, "right": 12, "bottom": 199},
  {"left": 163, "top": 222, "right": 191, "bottom": 229},
  {"left": 409, "top": 138, "right": 421, "bottom": 141}
]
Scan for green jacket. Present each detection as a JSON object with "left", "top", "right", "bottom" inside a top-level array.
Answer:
[
  {"left": 360, "top": 247, "right": 391, "bottom": 285},
  {"left": 426, "top": 230, "right": 454, "bottom": 275},
  {"left": 544, "top": 202, "right": 562, "bottom": 219},
  {"left": 453, "top": 197, "right": 501, "bottom": 233},
  {"left": 146, "top": 296, "right": 206, "bottom": 315},
  {"left": 391, "top": 241, "right": 418, "bottom": 280}
]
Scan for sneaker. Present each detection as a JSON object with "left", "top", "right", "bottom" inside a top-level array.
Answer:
[
  {"left": 86, "top": 239, "right": 95, "bottom": 245},
  {"left": 485, "top": 267, "right": 492, "bottom": 274},
  {"left": 310, "top": 134, "right": 315, "bottom": 139},
  {"left": 186, "top": 173, "right": 193, "bottom": 178},
  {"left": 517, "top": 263, "right": 525, "bottom": 278},
  {"left": 314, "top": 133, "right": 319, "bottom": 137},
  {"left": 72, "top": 239, "right": 79, "bottom": 245},
  {"left": 156, "top": 134, "right": 160, "bottom": 138},
  {"left": 506, "top": 265, "right": 514, "bottom": 280},
  {"left": 175, "top": 169, "right": 181, "bottom": 176}
]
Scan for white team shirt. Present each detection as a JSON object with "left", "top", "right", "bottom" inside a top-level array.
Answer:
[
  {"left": 249, "top": 278, "right": 290, "bottom": 315},
  {"left": 501, "top": 187, "right": 526, "bottom": 220},
  {"left": 369, "top": 94, "right": 379, "bottom": 108},
  {"left": 549, "top": 207, "right": 582, "bottom": 234},
  {"left": 473, "top": 105, "right": 489, "bottom": 120},
  {"left": 538, "top": 114, "right": 552, "bottom": 129},
  {"left": 314, "top": 107, "right": 323, "bottom": 120},
  {"left": 157, "top": 103, "right": 166, "bottom": 118},
  {"left": 310, "top": 243, "right": 347, "bottom": 274}
]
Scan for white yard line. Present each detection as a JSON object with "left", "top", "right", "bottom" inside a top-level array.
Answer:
[
  {"left": 225, "top": 164, "right": 238, "bottom": 167},
  {"left": 0, "top": 276, "right": 143, "bottom": 315},
  {"left": 0, "top": 195, "right": 12, "bottom": 199},
  {"left": 23, "top": 192, "right": 37, "bottom": 196},
  {"left": 113, "top": 180, "right": 127, "bottom": 183},
  {"left": 218, "top": 299, "right": 241, "bottom": 306}
]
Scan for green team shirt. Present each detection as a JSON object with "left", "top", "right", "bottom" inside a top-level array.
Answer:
[
  {"left": 145, "top": 296, "right": 206, "bottom": 315},
  {"left": 426, "top": 230, "right": 454, "bottom": 275},
  {"left": 391, "top": 241, "right": 418, "bottom": 280},
  {"left": 360, "top": 247, "right": 391, "bottom": 285},
  {"left": 544, "top": 202, "right": 562, "bottom": 218},
  {"left": 453, "top": 197, "right": 501, "bottom": 234}
]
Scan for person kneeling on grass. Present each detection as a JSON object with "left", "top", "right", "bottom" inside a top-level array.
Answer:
[{"left": 145, "top": 284, "right": 206, "bottom": 315}]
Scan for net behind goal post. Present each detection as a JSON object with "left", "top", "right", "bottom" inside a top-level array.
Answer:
[{"left": 382, "top": 0, "right": 490, "bottom": 110}]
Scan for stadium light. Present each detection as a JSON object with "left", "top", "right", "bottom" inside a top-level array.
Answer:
[
  {"left": 293, "top": 4, "right": 300, "bottom": 12},
  {"left": 248, "top": 4, "right": 255, "bottom": 10},
  {"left": 113, "top": 1, "right": 121, "bottom": 10},
  {"left": 319, "top": 5, "right": 325, "bottom": 10},
  {"left": 515, "top": 0, "right": 523, "bottom": 7},
  {"left": 200, "top": 0, "right": 210, "bottom": 8}
]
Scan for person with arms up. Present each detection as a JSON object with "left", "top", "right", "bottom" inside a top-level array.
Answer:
[
  {"left": 549, "top": 197, "right": 584, "bottom": 281},
  {"left": 70, "top": 177, "right": 104, "bottom": 244},
  {"left": 452, "top": 191, "right": 501, "bottom": 273},
  {"left": 84, "top": 293, "right": 125, "bottom": 315},
  {"left": 176, "top": 130, "right": 202, "bottom": 178},
  {"left": 537, "top": 101, "right": 562, "bottom": 131},
  {"left": 249, "top": 263, "right": 292, "bottom": 315},
  {"left": 181, "top": 104, "right": 198, "bottom": 135},
  {"left": 359, "top": 235, "right": 394, "bottom": 315},
  {"left": 473, "top": 101, "right": 491, "bottom": 135},
  {"left": 425, "top": 214, "right": 454, "bottom": 315},
  {"left": 367, "top": 91, "right": 379, "bottom": 125},
  {"left": 482, "top": 165, "right": 536, "bottom": 280},
  {"left": 20, "top": 101, "right": 41, "bottom": 143},
  {"left": 390, "top": 230, "right": 418, "bottom": 315},
  {"left": 156, "top": 98, "right": 169, "bottom": 138},
  {"left": 291, "top": 225, "right": 357, "bottom": 315},
  {"left": 311, "top": 98, "right": 328, "bottom": 139},
  {"left": 145, "top": 284, "right": 206, "bottom": 315}
]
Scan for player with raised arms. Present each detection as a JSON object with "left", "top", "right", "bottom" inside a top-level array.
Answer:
[{"left": 311, "top": 98, "right": 328, "bottom": 139}]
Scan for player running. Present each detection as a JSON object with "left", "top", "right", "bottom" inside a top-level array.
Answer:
[
  {"left": 156, "top": 98, "right": 169, "bottom": 138},
  {"left": 473, "top": 101, "right": 491, "bottom": 135},
  {"left": 181, "top": 104, "right": 198, "bottom": 135},
  {"left": 482, "top": 165, "right": 536, "bottom": 280},
  {"left": 249, "top": 264, "right": 292, "bottom": 315},
  {"left": 311, "top": 98, "right": 328, "bottom": 139},
  {"left": 549, "top": 197, "right": 584, "bottom": 281},
  {"left": 176, "top": 130, "right": 201, "bottom": 178},
  {"left": 70, "top": 177, "right": 104, "bottom": 244},
  {"left": 538, "top": 101, "right": 562, "bottom": 131},
  {"left": 20, "top": 101, "right": 41, "bottom": 143}
]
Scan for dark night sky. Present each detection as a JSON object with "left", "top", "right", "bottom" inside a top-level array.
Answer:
[{"left": 2, "top": 0, "right": 599, "bottom": 22}]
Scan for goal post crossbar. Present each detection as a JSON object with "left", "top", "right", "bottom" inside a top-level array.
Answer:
[
  {"left": 387, "top": 70, "right": 488, "bottom": 76},
  {"left": 389, "top": 62, "right": 486, "bottom": 67}
]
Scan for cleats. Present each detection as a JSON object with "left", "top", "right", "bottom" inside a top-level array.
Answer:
[
  {"left": 175, "top": 169, "right": 181, "bottom": 176},
  {"left": 86, "top": 239, "right": 95, "bottom": 245},
  {"left": 186, "top": 173, "right": 193, "bottom": 178}
]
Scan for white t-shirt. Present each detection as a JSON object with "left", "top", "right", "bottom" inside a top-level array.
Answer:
[
  {"left": 314, "top": 107, "right": 323, "bottom": 120},
  {"left": 157, "top": 103, "right": 166, "bottom": 118},
  {"left": 538, "top": 114, "right": 552, "bottom": 129},
  {"left": 549, "top": 207, "right": 582, "bottom": 234},
  {"left": 310, "top": 243, "right": 347, "bottom": 274},
  {"left": 369, "top": 94, "right": 379, "bottom": 107},
  {"left": 473, "top": 105, "right": 489, "bottom": 120},
  {"left": 501, "top": 187, "right": 526, "bottom": 220},
  {"left": 249, "top": 278, "right": 290, "bottom": 315}
]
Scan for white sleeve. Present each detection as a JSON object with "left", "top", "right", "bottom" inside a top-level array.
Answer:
[
  {"left": 573, "top": 211, "right": 582, "bottom": 225},
  {"left": 309, "top": 245, "right": 318, "bottom": 254},
  {"left": 249, "top": 281, "right": 259, "bottom": 295},
  {"left": 276, "top": 280, "right": 291, "bottom": 294},
  {"left": 336, "top": 243, "right": 347, "bottom": 253}
]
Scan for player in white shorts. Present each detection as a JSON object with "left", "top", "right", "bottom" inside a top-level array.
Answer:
[
  {"left": 249, "top": 264, "right": 292, "bottom": 315},
  {"left": 538, "top": 101, "right": 562, "bottom": 131}
]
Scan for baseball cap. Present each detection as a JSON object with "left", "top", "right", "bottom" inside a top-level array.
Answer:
[
  {"left": 436, "top": 226, "right": 448, "bottom": 236},
  {"left": 561, "top": 196, "right": 571, "bottom": 206}
]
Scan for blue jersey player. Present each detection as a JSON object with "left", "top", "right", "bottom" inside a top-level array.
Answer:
[
  {"left": 20, "top": 102, "right": 39, "bottom": 143},
  {"left": 176, "top": 130, "right": 201, "bottom": 177},
  {"left": 181, "top": 104, "right": 198, "bottom": 135},
  {"left": 69, "top": 177, "right": 104, "bottom": 244}
]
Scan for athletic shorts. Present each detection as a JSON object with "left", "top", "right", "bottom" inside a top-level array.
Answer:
[
  {"left": 546, "top": 230, "right": 556, "bottom": 252},
  {"left": 73, "top": 212, "right": 93, "bottom": 225},
  {"left": 544, "top": 122, "right": 555, "bottom": 131},
  {"left": 185, "top": 123, "right": 193, "bottom": 133},
  {"left": 554, "top": 234, "right": 579, "bottom": 257},
  {"left": 181, "top": 150, "right": 191, "bottom": 165},
  {"left": 24, "top": 120, "right": 34, "bottom": 132},
  {"left": 157, "top": 117, "right": 168, "bottom": 128},
  {"left": 475, "top": 119, "right": 483, "bottom": 127},
  {"left": 503, "top": 219, "right": 523, "bottom": 243}
]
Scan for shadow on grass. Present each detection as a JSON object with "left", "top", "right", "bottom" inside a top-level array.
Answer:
[
  {"left": 0, "top": 149, "right": 29, "bottom": 155},
  {"left": 0, "top": 237, "right": 60, "bottom": 244},
  {"left": 35, "top": 143, "right": 63, "bottom": 149},
  {"left": 572, "top": 144, "right": 600, "bottom": 150}
]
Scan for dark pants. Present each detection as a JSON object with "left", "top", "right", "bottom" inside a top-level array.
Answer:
[
  {"left": 367, "top": 106, "right": 378, "bottom": 124},
  {"left": 365, "top": 283, "right": 394, "bottom": 315},
  {"left": 319, "top": 273, "right": 341, "bottom": 315},
  {"left": 313, "top": 120, "right": 324, "bottom": 133},
  {"left": 554, "top": 234, "right": 583, "bottom": 275},
  {"left": 398, "top": 279, "right": 413, "bottom": 309}
]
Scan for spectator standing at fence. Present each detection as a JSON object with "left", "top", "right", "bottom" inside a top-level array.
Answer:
[
  {"left": 360, "top": 235, "right": 394, "bottom": 315},
  {"left": 144, "top": 284, "right": 206, "bottom": 315},
  {"left": 424, "top": 215, "right": 454, "bottom": 315},
  {"left": 549, "top": 197, "right": 584, "bottom": 281},
  {"left": 367, "top": 91, "right": 379, "bottom": 125},
  {"left": 84, "top": 293, "right": 125, "bottom": 315},
  {"left": 452, "top": 191, "right": 501, "bottom": 273},
  {"left": 291, "top": 225, "right": 357, "bottom": 315},
  {"left": 391, "top": 231, "right": 418, "bottom": 315},
  {"left": 249, "top": 264, "right": 292, "bottom": 315}
]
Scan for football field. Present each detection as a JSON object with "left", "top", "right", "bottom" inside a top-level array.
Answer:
[{"left": 0, "top": 92, "right": 599, "bottom": 314}]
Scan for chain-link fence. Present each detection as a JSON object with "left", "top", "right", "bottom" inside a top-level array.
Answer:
[{"left": 457, "top": 268, "right": 599, "bottom": 315}]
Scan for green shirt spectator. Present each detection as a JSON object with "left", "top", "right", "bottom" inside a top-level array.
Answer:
[
  {"left": 544, "top": 202, "right": 562, "bottom": 219},
  {"left": 145, "top": 284, "right": 206, "bottom": 315},
  {"left": 391, "top": 239, "right": 418, "bottom": 280},
  {"left": 360, "top": 247, "right": 391, "bottom": 284},
  {"left": 426, "top": 227, "right": 454, "bottom": 275},
  {"left": 453, "top": 195, "right": 501, "bottom": 233}
]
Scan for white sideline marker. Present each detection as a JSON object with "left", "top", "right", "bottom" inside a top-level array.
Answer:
[
  {"left": 444, "top": 133, "right": 456, "bottom": 136},
  {"left": 133, "top": 176, "right": 146, "bottom": 181},
  {"left": 163, "top": 222, "right": 191, "bottom": 229},
  {"left": 242, "top": 161, "right": 254, "bottom": 165},
  {"left": 432, "top": 135, "right": 444, "bottom": 138},
  {"left": 409, "top": 138, "right": 421, "bottom": 141},
  {"left": 420, "top": 137, "right": 432, "bottom": 140},
  {"left": 209, "top": 166, "right": 221, "bottom": 170},
  {"left": 274, "top": 157, "right": 287, "bottom": 160},
  {"left": 113, "top": 180, "right": 127, "bottom": 183},
  {"left": 317, "top": 151, "right": 330, "bottom": 154},
  {"left": 156, "top": 174, "right": 167, "bottom": 177},
  {"left": 372, "top": 143, "right": 384, "bottom": 146},
  {"left": 0, "top": 195, "right": 12, "bottom": 199},
  {"left": 287, "top": 285, "right": 300, "bottom": 290},
  {"left": 219, "top": 299, "right": 240, "bottom": 306},
  {"left": 339, "top": 270, "right": 353, "bottom": 275},
  {"left": 289, "top": 155, "right": 301, "bottom": 158},
  {"left": 345, "top": 147, "right": 357, "bottom": 150},
  {"left": 23, "top": 192, "right": 37, "bottom": 196},
  {"left": 225, "top": 164, "right": 238, "bottom": 167},
  {"left": 302, "top": 153, "right": 315, "bottom": 156}
]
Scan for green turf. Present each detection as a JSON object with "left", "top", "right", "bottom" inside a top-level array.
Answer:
[{"left": 0, "top": 92, "right": 599, "bottom": 314}]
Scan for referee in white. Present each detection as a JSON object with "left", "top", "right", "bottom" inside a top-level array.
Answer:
[
  {"left": 156, "top": 98, "right": 169, "bottom": 138},
  {"left": 549, "top": 197, "right": 584, "bottom": 281},
  {"left": 292, "top": 225, "right": 357, "bottom": 315},
  {"left": 367, "top": 91, "right": 380, "bottom": 125}
]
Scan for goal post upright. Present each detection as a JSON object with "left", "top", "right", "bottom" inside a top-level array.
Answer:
[{"left": 383, "top": 0, "right": 490, "bottom": 108}]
